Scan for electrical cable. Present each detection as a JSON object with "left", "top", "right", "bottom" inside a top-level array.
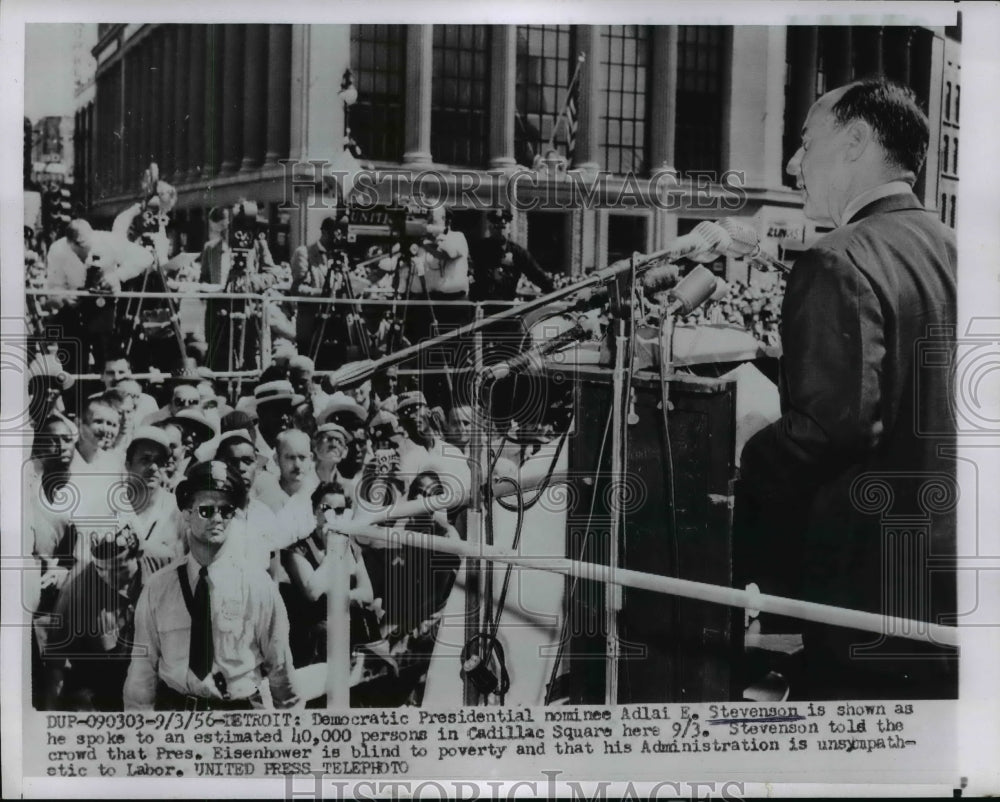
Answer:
[
  {"left": 543, "top": 400, "right": 614, "bottom": 705},
  {"left": 495, "top": 424, "right": 569, "bottom": 512}
]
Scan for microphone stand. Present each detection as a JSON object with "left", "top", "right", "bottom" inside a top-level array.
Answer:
[
  {"left": 603, "top": 250, "right": 641, "bottom": 705},
  {"left": 464, "top": 303, "right": 488, "bottom": 705},
  {"left": 606, "top": 312, "right": 628, "bottom": 705}
]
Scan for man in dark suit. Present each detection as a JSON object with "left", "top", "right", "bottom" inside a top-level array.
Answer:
[{"left": 739, "top": 78, "right": 957, "bottom": 699}]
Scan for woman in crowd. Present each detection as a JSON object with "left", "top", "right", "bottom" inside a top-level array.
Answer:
[{"left": 281, "top": 480, "right": 378, "bottom": 672}]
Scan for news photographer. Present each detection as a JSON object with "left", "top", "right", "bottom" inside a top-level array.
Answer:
[
  {"left": 200, "top": 201, "right": 281, "bottom": 372},
  {"left": 290, "top": 214, "right": 354, "bottom": 364},
  {"left": 44, "top": 219, "right": 155, "bottom": 381}
]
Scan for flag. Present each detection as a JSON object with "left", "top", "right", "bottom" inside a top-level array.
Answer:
[
  {"left": 549, "top": 52, "right": 586, "bottom": 166},
  {"left": 564, "top": 78, "right": 578, "bottom": 163}
]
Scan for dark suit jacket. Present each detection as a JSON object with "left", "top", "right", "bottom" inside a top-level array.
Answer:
[{"left": 739, "top": 193, "right": 957, "bottom": 692}]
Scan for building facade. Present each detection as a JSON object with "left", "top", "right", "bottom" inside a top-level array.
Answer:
[
  {"left": 938, "top": 21, "right": 960, "bottom": 230},
  {"left": 76, "top": 23, "right": 955, "bottom": 277}
]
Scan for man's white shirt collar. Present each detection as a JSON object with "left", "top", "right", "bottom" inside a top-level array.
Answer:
[{"left": 839, "top": 180, "right": 913, "bottom": 227}]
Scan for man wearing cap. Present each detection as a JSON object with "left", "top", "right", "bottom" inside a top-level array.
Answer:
[
  {"left": 215, "top": 431, "right": 280, "bottom": 573},
  {"left": 141, "top": 381, "right": 201, "bottom": 426},
  {"left": 252, "top": 380, "right": 304, "bottom": 447},
  {"left": 316, "top": 393, "right": 371, "bottom": 482},
  {"left": 396, "top": 393, "right": 472, "bottom": 501},
  {"left": 312, "top": 422, "right": 355, "bottom": 499},
  {"left": 44, "top": 523, "right": 169, "bottom": 710},
  {"left": 123, "top": 461, "right": 299, "bottom": 710},
  {"left": 122, "top": 427, "right": 185, "bottom": 561},
  {"left": 164, "top": 407, "right": 217, "bottom": 477},
  {"left": 471, "top": 209, "right": 554, "bottom": 303},
  {"left": 290, "top": 215, "right": 350, "bottom": 358}
]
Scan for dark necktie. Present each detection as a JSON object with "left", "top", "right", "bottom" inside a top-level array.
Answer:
[{"left": 189, "top": 566, "right": 213, "bottom": 680}]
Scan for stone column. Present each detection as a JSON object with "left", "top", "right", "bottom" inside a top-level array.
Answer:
[
  {"left": 572, "top": 25, "right": 604, "bottom": 174},
  {"left": 402, "top": 25, "right": 433, "bottom": 167},
  {"left": 172, "top": 25, "right": 190, "bottom": 181},
  {"left": 264, "top": 25, "right": 292, "bottom": 166},
  {"left": 220, "top": 24, "right": 245, "bottom": 175},
  {"left": 488, "top": 25, "right": 516, "bottom": 171},
  {"left": 186, "top": 24, "right": 206, "bottom": 181},
  {"left": 648, "top": 26, "right": 677, "bottom": 174},
  {"left": 241, "top": 24, "right": 268, "bottom": 171}
]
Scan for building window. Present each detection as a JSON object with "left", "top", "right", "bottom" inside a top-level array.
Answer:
[
  {"left": 607, "top": 213, "right": 649, "bottom": 265},
  {"left": 350, "top": 25, "right": 407, "bottom": 162},
  {"left": 944, "top": 82, "right": 951, "bottom": 121},
  {"left": 955, "top": 85, "right": 960, "bottom": 123},
  {"left": 942, "top": 135, "right": 950, "bottom": 174},
  {"left": 950, "top": 194, "right": 956, "bottom": 229},
  {"left": 953, "top": 137, "right": 958, "bottom": 174},
  {"left": 432, "top": 25, "right": 490, "bottom": 167},
  {"left": 515, "top": 25, "right": 574, "bottom": 167},
  {"left": 676, "top": 25, "right": 725, "bottom": 177},
  {"left": 940, "top": 193, "right": 947, "bottom": 224},
  {"left": 527, "top": 211, "right": 571, "bottom": 276},
  {"left": 599, "top": 25, "right": 649, "bottom": 176}
]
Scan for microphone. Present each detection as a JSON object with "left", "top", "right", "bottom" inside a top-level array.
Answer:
[
  {"left": 708, "top": 276, "right": 730, "bottom": 303},
  {"left": 483, "top": 323, "right": 589, "bottom": 382},
  {"left": 666, "top": 266, "right": 725, "bottom": 316},
  {"left": 641, "top": 264, "right": 681, "bottom": 297},
  {"left": 716, "top": 218, "right": 792, "bottom": 274},
  {"left": 592, "top": 221, "right": 733, "bottom": 282}
]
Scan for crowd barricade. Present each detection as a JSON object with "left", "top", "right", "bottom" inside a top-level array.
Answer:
[{"left": 24, "top": 287, "right": 524, "bottom": 392}]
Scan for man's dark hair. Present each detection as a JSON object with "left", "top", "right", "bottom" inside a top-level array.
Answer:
[
  {"left": 215, "top": 433, "right": 254, "bottom": 461},
  {"left": 311, "top": 479, "right": 348, "bottom": 510},
  {"left": 125, "top": 437, "right": 168, "bottom": 465},
  {"left": 830, "top": 78, "right": 929, "bottom": 178},
  {"left": 102, "top": 351, "right": 129, "bottom": 368}
]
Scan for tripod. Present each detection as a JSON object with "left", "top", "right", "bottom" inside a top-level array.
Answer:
[
  {"left": 120, "top": 219, "right": 186, "bottom": 376},
  {"left": 309, "top": 250, "right": 372, "bottom": 366},
  {"left": 222, "top": 261, "right": 259, "bottom": 375}
]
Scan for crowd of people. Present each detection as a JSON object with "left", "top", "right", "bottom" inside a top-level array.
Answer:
[
  {"left": 27, "top": 343, "right": 489, "bottom": 711},
  {"left": 23, "top": 156, "right": 797, "bottom": 712}
]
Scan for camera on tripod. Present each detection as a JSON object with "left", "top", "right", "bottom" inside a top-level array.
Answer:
[{"left": 229, "top": 199, "right": 259, "bottom": 274}]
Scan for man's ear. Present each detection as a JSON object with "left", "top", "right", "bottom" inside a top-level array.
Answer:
[{"left": 843, "top": 119, "right": 874, "bottom": 162}]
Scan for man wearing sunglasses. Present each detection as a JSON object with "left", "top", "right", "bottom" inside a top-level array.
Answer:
[
  {"left": 140, "top": 381, "right": 201, "bottom": 426},
  {"left": 124, "top": 460, "right": 298, "bottom": 710}
]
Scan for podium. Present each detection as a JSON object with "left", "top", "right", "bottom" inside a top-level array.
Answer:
[{"left": 556, "top": 365, "right": 740, "bottom": 704}]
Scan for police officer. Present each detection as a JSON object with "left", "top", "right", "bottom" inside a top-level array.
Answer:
[
  {"left": 123, "top": 461, "right": 299, "bottom": 710},
  {"left": 470, "top": 208, "right": 554, "bottom": 304}
]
